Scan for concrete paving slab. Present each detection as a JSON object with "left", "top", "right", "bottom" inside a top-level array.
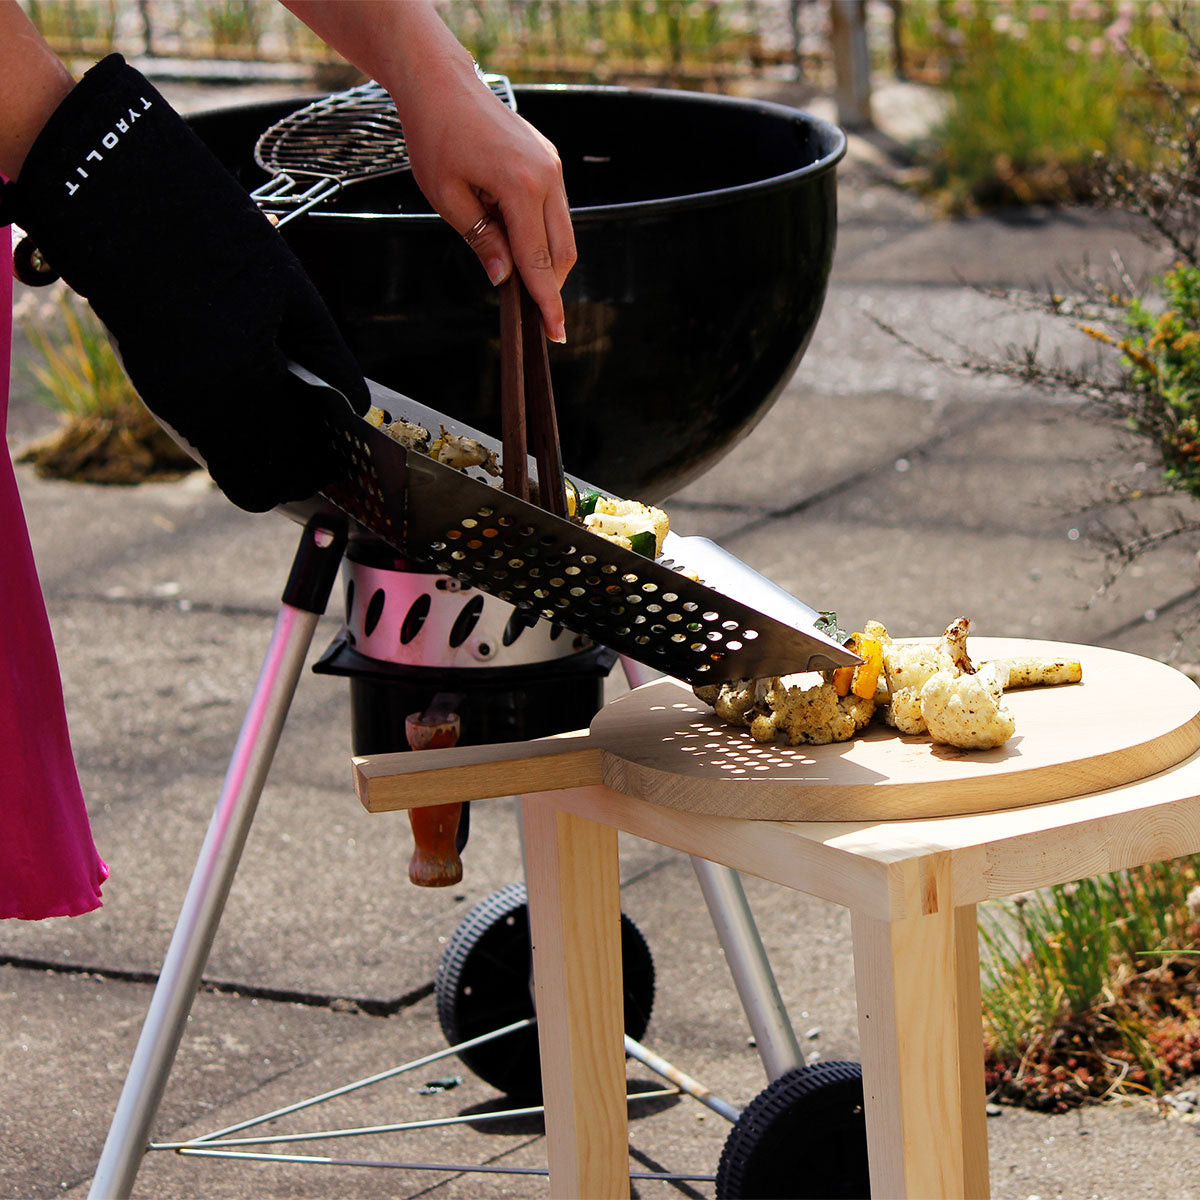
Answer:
[
  {"left": 6, "top": 933, "right": 1200, "bottom": 1200},
  {"left": 0, "top": 964, "right": 380, "bottom": 1200},
  {"left": 987, "top": 1103, "right": 1200, "bottom": 1200},
  {"left": 836, "top": 204, "right": 1171, "bottom": 289},
  {"left": 0, "top": 960, "right": 735, "bottom": 1200}
]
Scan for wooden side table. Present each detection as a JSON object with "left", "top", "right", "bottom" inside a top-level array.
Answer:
[{"left": 353, "top": 639, "right": 1200, "bottom": 1198}]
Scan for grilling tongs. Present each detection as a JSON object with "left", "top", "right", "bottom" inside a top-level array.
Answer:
[{"left": 497, "top": 275, "right": 568, "bottom": 518}]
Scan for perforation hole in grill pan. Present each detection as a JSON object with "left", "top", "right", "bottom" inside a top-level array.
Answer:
[
  {"left": 320, "top": 414, "right": 407, "bottom": 540},
  {"left": 405, "top": 460, "right": 793, "bottom": 684},
  {"left": 318, "top": 405, "right": 813, "bottom": 684}
]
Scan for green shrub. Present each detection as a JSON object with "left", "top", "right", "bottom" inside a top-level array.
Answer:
[
  {"left": 1121, "top": 263, "right": 1200, "bottom": 499},
  {"left": 15, "top": 284, "right": 196, "bottom": 484},
  {"left": 19, "top": 284, "right": 137, "bottom": 420},
  {"left": 909, "top": 1, "right": 1175, "bottom": 211},
  {"left": 981, "top": 858, "right": 1200, "bottom": 1109}
]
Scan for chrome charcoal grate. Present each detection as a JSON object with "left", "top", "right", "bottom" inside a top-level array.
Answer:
[
  {"left": 252, "top": 76, "right": 515, "bottom": 225},
  {"left": 317, "top": 392, "right": 853, "bottom": 685}
]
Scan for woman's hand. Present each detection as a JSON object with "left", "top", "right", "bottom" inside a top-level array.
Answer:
[
  {"left": 397, "top": 73, "right": 575, "bottom": 344},
  {"left": 281, "top": 0, "right": 576, "bottom": 343}
]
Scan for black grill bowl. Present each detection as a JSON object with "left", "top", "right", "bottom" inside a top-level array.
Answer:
[{"left": 190, "top": 85, "right": 845, "bottom": 501}]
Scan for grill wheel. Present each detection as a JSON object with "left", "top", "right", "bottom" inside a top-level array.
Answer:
[
  {"left": 435, "top": 882, "right": 655, "bottom": 1100},
  {"left": 717, "top": 1061, "right": 870, "bottom": 1199}
]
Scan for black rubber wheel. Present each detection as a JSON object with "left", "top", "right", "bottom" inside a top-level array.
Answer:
[
  {"left": 435, "top": 881, "right": 655, "bottom": 1099},
  {"left": 716, "top": 1062, "right": 870, "bottom": 1199}
]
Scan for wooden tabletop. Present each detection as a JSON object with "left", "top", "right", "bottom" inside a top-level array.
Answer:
[{"left": 356, "top": 638, "right": 1200, "bottom": 823}]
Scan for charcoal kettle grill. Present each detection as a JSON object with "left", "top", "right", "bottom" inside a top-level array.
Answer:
[
  {"left": 90, "top": 85, "right": 860, "bottom": 1199},
  {"left": 187, "top": 82, "right": 847, "bottom": 500}
]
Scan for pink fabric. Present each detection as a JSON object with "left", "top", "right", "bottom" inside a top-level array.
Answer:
[{"left": 1, "top": 226, "right": 107, "bottom": 918}]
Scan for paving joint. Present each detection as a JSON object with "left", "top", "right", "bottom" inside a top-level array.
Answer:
[
  {"left": 61, "top": 590, "right": 284, "bottom": 620},
  {"left": 0, "top": 952, "right": 433, "bottom": 1017}
]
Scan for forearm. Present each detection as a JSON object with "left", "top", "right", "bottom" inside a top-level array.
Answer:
[
  {"left": 0, "top": 0, "right": 73, "bottom": 180},
  {"left": 279, "top": 0, "right": 478, "bottom": 117}
]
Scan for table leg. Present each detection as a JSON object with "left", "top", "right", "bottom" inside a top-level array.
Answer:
[
  {"left": 851, "top": 890, "right": 990, "bottom": 1198},
  {"left": 522, "top": 793, "right": 629, "bottom": 1200}
]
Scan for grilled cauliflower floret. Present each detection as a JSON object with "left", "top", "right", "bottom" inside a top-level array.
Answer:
[
  {"left": 879, "top": 616, "right": 975, "bottom": 734},
  {"left": 942, "top": 615, "right": 974, "bottom": 673},
  {"left": 881, "top": 642, "right": 949, "bottom": 734},
  {"left": 365, "top": 406, "right": 432, "bottom": 452},
  {"left": 382, "top": 418, "right": 431, "bottom": 452},
  {"left": 712, "top": 678, "right": 774, "bottom": 727},
  {"left": 430, "top": 427, "right": 501, "bottom": 476},
  {"left": 839, "top": 691, "right": 877, "bottom": 734},
  {"left": 714, "top": 680, "right": 760, "bottom": 726},
  {"left": 862, "top": 619, "right": 891, "bottom": 645},
  {"left": 587, "top": 523, "right": 640, "bottom": 552},
  {"left": 590, "top": 498, "right": 670, "bottom": 555},
  {"left": 920, "top": 659, "right": 1015, "bottom": 750},
  {"left": 749, "top": 679, "right": 875, "bottom": 746}
]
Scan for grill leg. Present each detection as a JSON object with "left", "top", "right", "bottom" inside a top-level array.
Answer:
[
  {"left": 690, "top": 856, "right": 803, "bottom": 1082},
  {"left": 618, "top": 657, "right": 802, "bottom": 1083},
  {"left": 88, "top": 518, "right": 346, "bottom": 1200}
]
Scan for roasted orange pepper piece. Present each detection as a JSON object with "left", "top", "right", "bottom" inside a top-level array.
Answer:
[{"left": 833, "top": 634, "right": 883, "bottom": 700}]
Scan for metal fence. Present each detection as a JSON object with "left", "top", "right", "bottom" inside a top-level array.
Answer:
[{"left": 23, "top": 0, "right": 897, "bottom": 93}]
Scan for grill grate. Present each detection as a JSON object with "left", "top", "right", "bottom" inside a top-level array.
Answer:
[
  {"left": 254, "top": 82, "right": 411, "bottom": 184},
  {"left": 251, "top": 77, "right": 516, "bottom": 223}
]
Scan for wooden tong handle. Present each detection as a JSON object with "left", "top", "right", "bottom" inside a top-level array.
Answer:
[
  {"left": 499, "top": 276, "right": 530, "bottom": 501},
  {"left": 499, "top": 275, "right": 567, "bottom": 517}
]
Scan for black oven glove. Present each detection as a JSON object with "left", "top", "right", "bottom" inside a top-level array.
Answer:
[{"left": 0, "top": 54, "right": 369, "bottom": 513}]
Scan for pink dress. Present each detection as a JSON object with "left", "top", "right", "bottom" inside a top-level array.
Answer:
[{"left": 1, "top": 226, "right": 108, "bottom": 918}]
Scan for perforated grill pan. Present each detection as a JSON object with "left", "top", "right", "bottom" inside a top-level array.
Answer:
[{"left": 309, "top": 377, "right": 855, "bottom": 685}]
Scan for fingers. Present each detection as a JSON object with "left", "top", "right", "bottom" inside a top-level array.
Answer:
[
  {"left": 503, "top": 148, "right": 575, "bottom": 343},
  {"left": 444, "top": 168, "right": 576, "bottom": 344},
  {"left": 521, "top": 188, "right": 576, "bottom": 344},
  {"left": 458, "top": 205, "right": 513, "bottom": 289}
]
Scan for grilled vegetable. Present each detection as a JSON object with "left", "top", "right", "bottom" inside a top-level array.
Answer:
[
  {"left": 832, "top": 632, "right": 883, "bottom": 700},
  {"left": 585, "top": 511, "right": 656, "bottom": 557},
  {"left": 921, "top": 659, "right": 1015, "bottom": 750},
  {"left": 697, "top": 615, "right": 1083, "bottom": 754},
  {"left": 628, "top": 529, "right": 657, "bottom": 557},
  {"left": 992, "top": 656, "right": 1083, "bottom": 688},
  {"left": 564, "top": 478, "right": 580, "bottom": 518},
  {"left": 365, "top": 406, "right": 432, "bottom": 452},
  {"left": 430, "top": 427, "right": 501, "bottom": 476},
  {"left": 577, "top": 488, "right": 603, "bottom": 518},
  {"left": 583, "top": 498, "right": 669, "bottom": 559},
  {"left": 587, "top": 498, "right": 669, "bottom": 554},
  {"left": 881, "top": 638, "right": 953, "bottom": 735},
  {"left": 749, "top": 678, "right": 875, "bottom": 746}
]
